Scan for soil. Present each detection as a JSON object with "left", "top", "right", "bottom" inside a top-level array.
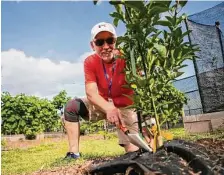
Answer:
[
  {"left": 4, "top": 134, "right": 104, "bottom": 150},
  {"left": 4, "top": 136, "right": 224, "bottom": 175}
]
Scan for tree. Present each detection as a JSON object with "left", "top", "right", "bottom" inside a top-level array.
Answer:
[
  {"left": 95, "top": 0, "right": 199, "bottom": 149},
  {"left": 1, "top": 92, "right": 61, "bottom": 139},
  {"left": 52, "top": 90, "right": 71, "bottom": 111}
]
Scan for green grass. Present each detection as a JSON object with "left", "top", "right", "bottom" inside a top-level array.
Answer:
[
  {"left": 2, "top": 128, "right": 223, "bottom": 175},
  {"left": 169, "top": 127, "right": 224, "bottom": 141},
  {"left": 1, "top": 138, "right": 124, "bottom": 175}
]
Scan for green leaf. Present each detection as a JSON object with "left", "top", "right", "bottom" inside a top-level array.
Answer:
[
  {"left": 157, "top": 84, "right": 164, "bottom": 92},
  {"left": 113, "top": 18, "right": 119, "bottom": 27},
  {"left": 151, "top": 0, "right": 172, "bottom": 8},
  {"left": 110, "top": 12, "right": 124, "bottom": 21},
  {"left": 12, "top": 122, "right": 17, "bottom": 129},
  {"left": 149, "top": 78, "right": 155, "bottom": 89},
  {"left": 174, "top": 27, "right": 182, "bottom": 40},
  {"left": 126, "top": 23, "right": 139, "bottom": 33},
  {"left": 114, "top": 4, "right": 123, "bottom": 14},
  {"left": 180, "top": 30, "right": 191, "bottom": 40},
  {"left": 154, "top": 43, "right": 167, "bottom": 58},
  {"left": 156, "top": 20, "right": 171, "bottom": 27},
  {"left": 177, "top": 64, "right": 188, "bottom": 69},
  {"left": 130, "top": 46, "right": 136, "bottom": 75},
  {"left": 19, "top": 120, "right": 26, "bottom": 127},
  {"left": 147, "top": 49, "right": 155, "bottom": 72},
  {"left": 156, "top": 101, "right": 173, "bottom": 109},
  {"left": 7, "top": 117, "right": 16, "bottom": 122},
  {"left": 124, "top": 1, "right": 145, "bottom": 12},
  {"left": 165, "top": 16, "right": 175, "bottom": 26},
  {"left": 179, "top": 0, "right": 188, "bottom": 7},
  {"left": 117, "top": 36, "right": 130, "bottom": 45},
  {"left": 109, "top": 0, "right": 124, "bottom": 6},
  {"left": 175, "top": 72, "right": 184, "bottom": 78},
  {"left": 149, "top": 6, "right": 169, "bottom": 17},
  {"left": 138, "top": 79, "right": 147, "bottom": 87}
]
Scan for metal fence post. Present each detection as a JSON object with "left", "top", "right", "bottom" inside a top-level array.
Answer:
[{"left": 215, "top": 21, "right": 224, "bottom": 67}]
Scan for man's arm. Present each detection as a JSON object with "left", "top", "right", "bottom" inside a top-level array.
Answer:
[
  {"left": 84, "top": 57, "right": 113, "bottom": 112},
  {"left": 84, "top": 57, "right": 121, "bottom": 125},
  {"left": 85, "top": 82, "right": 114, "bottom": 113},
  {"left": 86, "top": 82, "right": 122, "bottom": 126}
]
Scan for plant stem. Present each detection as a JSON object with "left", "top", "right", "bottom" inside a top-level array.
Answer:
[
  {"left": 125, "top": 5, "right": 147, "bottom": 77},
  {"left": 150, "top": 88, "right": 161, "bottom": 136},
  {"left": 125, "top": 3, "right": 161, "bottom": 139}
]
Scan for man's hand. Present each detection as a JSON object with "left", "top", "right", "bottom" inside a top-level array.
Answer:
[{"left": 106, "top": 106, "right": 122, "bottom": 126}]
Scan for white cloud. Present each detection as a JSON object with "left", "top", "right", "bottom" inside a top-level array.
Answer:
[
  {"left": 1, "top": 49, "right": 93, "bottom": 99},
  {"left": 78, "top": 51, "right": 94, "bottom": 62}
]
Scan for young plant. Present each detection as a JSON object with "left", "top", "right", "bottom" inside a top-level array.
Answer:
[{"left": 94, "top": 0, "right": 199, "bottom": 150}]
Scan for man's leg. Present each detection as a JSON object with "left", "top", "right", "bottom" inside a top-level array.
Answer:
[
  {"left": 64, "top": 121, "right": 80, "bottom": 153},
  {"left": 118, "top": 108, "right": 139, "bottom": 152},
  {"left": 63, "top": 98, "right": 89, "bottom": 158}
]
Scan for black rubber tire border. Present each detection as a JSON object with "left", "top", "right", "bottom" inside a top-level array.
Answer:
[
  {"left": 89, "top": 160, "right": 155, "bottom": 175},
  {"left": 89, "top": 140, "right": 214, "bottom": 175},
  {"left": 164, "top": 140, "right": 214, "bottom": 175}
]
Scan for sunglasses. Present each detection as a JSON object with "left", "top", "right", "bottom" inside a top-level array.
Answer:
[{"left": 94, "top": 37, "right": 116, "bottom": 47}]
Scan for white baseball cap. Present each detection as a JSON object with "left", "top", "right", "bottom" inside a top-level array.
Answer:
[{"left": 91, "top": 22, "right": 117, "bottom": 40}]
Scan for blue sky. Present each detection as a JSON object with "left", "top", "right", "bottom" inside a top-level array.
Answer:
[
  {"left": 1, "top": 1, "right": 223, "bottom": 99},
  {"left": 2, "top": 1, "right": 222, "bottom": 60},
  {"left": 2, "top": 1, "right": 116, "bottom": 60}
]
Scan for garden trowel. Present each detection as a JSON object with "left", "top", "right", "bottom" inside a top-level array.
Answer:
[{"left": 118, "top": 124, "right": 153, "bottom": 152}]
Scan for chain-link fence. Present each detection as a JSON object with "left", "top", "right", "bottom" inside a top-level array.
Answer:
[
  {"left": 173, "top": 2, "right": 224, "bottom": 116},
  {"left": 173, "top": 76, "right": 203, "bottom": 116}
]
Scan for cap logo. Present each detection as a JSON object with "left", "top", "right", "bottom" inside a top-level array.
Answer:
[{"left": 98, "top": 24, "right": 106, "bottom": 28}]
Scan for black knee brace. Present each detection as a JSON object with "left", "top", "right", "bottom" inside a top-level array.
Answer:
[{"left": 64, "top": 98, "right": 89, "bottom": 122}]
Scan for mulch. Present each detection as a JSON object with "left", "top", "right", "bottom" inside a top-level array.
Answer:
[{"left": 30, "top": 138, "right": 224, "bottom": 175}]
